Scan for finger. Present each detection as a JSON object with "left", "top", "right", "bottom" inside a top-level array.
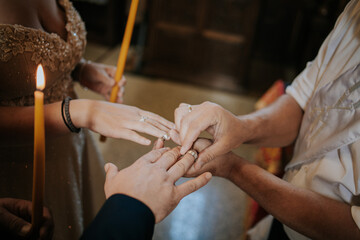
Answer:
[
  {"left": 195, "top": 142, "right": 227, "bottom": 170},
  {"left": 153, "top": 138, "right": 165, "bottom": 150},
  {"left": 143, "top": 111, "right": 175, "bottom": 129},
  {"left": 0, "top": 209, "right": 31, "bottom": 237},
  {"left": 167, "top": 150, "right": 198, "bottom": 181},
  {"left": 115, "top": 128, "right": 152, "bottom": 145},
  {"left": 150, "top": 147, "right": 171, "bottom": 163},
  {"left": 169, "top": 129, "right": 181, "bottom": 145},
  {"left": 116, "top": 88, "right": 124, "bottom": 104},
  {"left": 184, "top": 164, "right": 198, "bottom": 177},
  {"left": 179, "top": 125, "right": 203, "bottom": 155},
  {"left": 39, "top": 207, "right": 54, "bottom": 240},
  {"left": 105, "top": 66, "right": 116, "bottom": 79},
  {"left": 145, "top": 118, "right": 171, "bottom": 132},
  {"left": 176, "top": 172, "right": 212, "bottom": 200},
  {"left": 179, "top": 115, "right": 210, "bottom": 155},
  {"left": 155, "top": 147, "right": 181, "bottom": 169},
  {"left": 104, "top": 163, "right": 119, "bottom": 182},
  {"left": 174, "top": 103, "right": 190, "bottom": 131},
  {"left": 193, "top": 138, "right": 213, "bottom": 153},
  {"left": 137, "top": 148, "right": 169, "bottom": 163},
  {"left": 118, "top": 76, "right": 127, "bottom": 87},
  {"left": 132, "top": 121, "right": 167, "bottom": 139}
]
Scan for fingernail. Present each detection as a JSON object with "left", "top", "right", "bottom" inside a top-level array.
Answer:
[
  {"left": 205, "top": 172, "right": 212, "bottom": 180},
  {"left": 19, "top": 224, "right": 31, "bottom": 237},
  {"left": 180, "top": 147, "right": 186, "bottom": 155},
  {"left": 144, "top": 139, "right": 151, "bottom": 145},
  {"left": 104, "top": 163, "right": 110, "bottom": 172}
]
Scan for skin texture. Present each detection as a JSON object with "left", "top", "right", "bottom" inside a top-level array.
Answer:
[{"left": 104, "top": 147, "right": 212, "bottom": 223}]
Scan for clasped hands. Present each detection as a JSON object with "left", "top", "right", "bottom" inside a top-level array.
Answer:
[{"left": 104, "top": 101, "right": 248, "bottom": 223}]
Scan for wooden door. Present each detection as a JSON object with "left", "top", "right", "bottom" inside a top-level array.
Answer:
[{"left": 142, "top": 0, "right": 260, "bottom": 92}]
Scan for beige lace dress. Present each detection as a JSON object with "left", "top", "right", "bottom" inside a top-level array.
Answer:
[{"left": 0, "top": 0, "right": 105, "bottom": 239}]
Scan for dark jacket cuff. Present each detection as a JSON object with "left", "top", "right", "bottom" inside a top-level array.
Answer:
[{"left": 81, "top": 194, "right": 155, "bottom": 240}]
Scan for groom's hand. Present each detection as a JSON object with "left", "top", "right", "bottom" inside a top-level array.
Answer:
[{"left": 104, "top": 147, "right": 212, "bottom": 223}]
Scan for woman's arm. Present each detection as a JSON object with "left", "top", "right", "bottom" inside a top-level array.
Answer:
[
  {"left": 0, "top": 102, "right": 67, "bottom": 143},
  {"left": 0, "top": 99, "right": 174, "bottom": 145}
]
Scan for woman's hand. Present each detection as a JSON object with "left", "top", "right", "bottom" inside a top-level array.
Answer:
[
  {"left": 104, "top": 147, "right": 212, "bottom": 223},
  {"left": 71, "top": 100, "right": 175, "bottom": 145},
  {"left": 78, "top": 61, "right": 126, "bottom": 103},
  {"left": 174, "top": 102, "right": 246, "bottom": 169}
]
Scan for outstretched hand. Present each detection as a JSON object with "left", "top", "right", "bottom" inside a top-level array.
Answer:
[
  {"left": 104, "top": 147, "right": 212, "bottom": 223},
  {"left": 0, "top": 198, "right": 53, "bottom": 240},
  {"left": 72, "top": 100, "right": 175, "bottom": 145}
]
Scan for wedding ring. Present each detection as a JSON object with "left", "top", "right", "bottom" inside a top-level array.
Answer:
[
  {"left": 187, "top": 149, "right": 198, "bottom": 160},
  {"left": 161, "top": 133, "right": 170, "bottom": 141},
  {"left": 139, "top": 115, "right": 148, "bottom": 122},
  {"left": 188, "top": 104, "right": 192, "bottom": 113}
]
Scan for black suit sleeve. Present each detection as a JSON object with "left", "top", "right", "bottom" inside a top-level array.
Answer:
[{"left": 80, "top": 194, "right": 155, "bottom": 240}]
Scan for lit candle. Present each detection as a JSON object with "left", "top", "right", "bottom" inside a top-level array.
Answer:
[
  {"left": 32, "top": 64, "right": 46, "bottom": 234},
  {"left": 101, "top": 0, "right": 139, "bottom": 142}
]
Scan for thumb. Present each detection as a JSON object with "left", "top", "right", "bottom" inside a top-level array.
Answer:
[
  {"left": 169, "top": 129, "right": 181, "bottom": 145},
  {"left": 177, "top": 172, "right": 212, "bottom": 200},
  {"left": 195, "top": 142, "right": 226, "bottom": 169},
  {"left": 152, "top": 138, "right": 164, "bottom": 150},
  {"left": 104, "top": 163, "right": 118, "bottom": 182}
]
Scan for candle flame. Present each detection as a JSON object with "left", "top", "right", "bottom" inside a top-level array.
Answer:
[{"left": 36, "top": 65, "right": 45, "bottom": 90}]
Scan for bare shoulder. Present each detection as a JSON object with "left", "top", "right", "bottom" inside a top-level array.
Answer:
[{"left": 0, "top": 0, "right": 39, "bottom": 28}]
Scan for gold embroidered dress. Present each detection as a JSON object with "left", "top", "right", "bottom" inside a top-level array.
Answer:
[{"left": 0, "top": 0, "right": 105, "bottom": 239}]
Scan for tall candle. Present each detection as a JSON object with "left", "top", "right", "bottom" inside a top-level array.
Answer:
[
  {"left": 101, "top": 0, "right": 139, "bottom": 142},
  {"left": 110, "top": 0, "right": 139, "bottom": 103},
  {"left": 32, "top": 64, "right": 46, "bottom": 234}
]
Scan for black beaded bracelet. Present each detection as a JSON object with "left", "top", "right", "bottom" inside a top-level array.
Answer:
[{"left": 61, "top": 97, "right": 81, "bottom": 133}]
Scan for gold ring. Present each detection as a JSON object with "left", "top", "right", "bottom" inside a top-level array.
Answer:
[{"left": 187, "top": 149, "right": 198, "bottom": 160}]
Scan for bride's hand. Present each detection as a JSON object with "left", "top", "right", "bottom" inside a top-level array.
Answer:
[
  {"left": 78, "top": 61, "right": 126, "bottom": 103},
  {"left": 71, "top": 99, "right": 175, "bottom": 145}
]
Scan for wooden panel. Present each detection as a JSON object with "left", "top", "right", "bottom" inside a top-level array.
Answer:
[
  {"left": 142, "top": 0, "right": 260, "bottom": 92},
  {"left": 204, "top": 0, "right": 256, "bottom": 34},
  {"left": 199, "top": 37, "right": 245, "bottom": 77},
  {"left": 155, "top": 0, "right": 200, "bottom": 27},
  {"left": 150, "top": 28, "right": 198, "bottom": 71}
]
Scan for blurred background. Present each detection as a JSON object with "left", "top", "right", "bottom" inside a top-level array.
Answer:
[
  {"left": 72, "top": 0, "right": 349, "bottom": 239},
  {"left": 74, "top": 0, "right": 349, "bottom": 94}
]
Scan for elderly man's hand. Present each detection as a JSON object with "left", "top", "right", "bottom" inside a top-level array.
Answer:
[{"left": 174, "top": 102, "right": 247, "bottom": 169}]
